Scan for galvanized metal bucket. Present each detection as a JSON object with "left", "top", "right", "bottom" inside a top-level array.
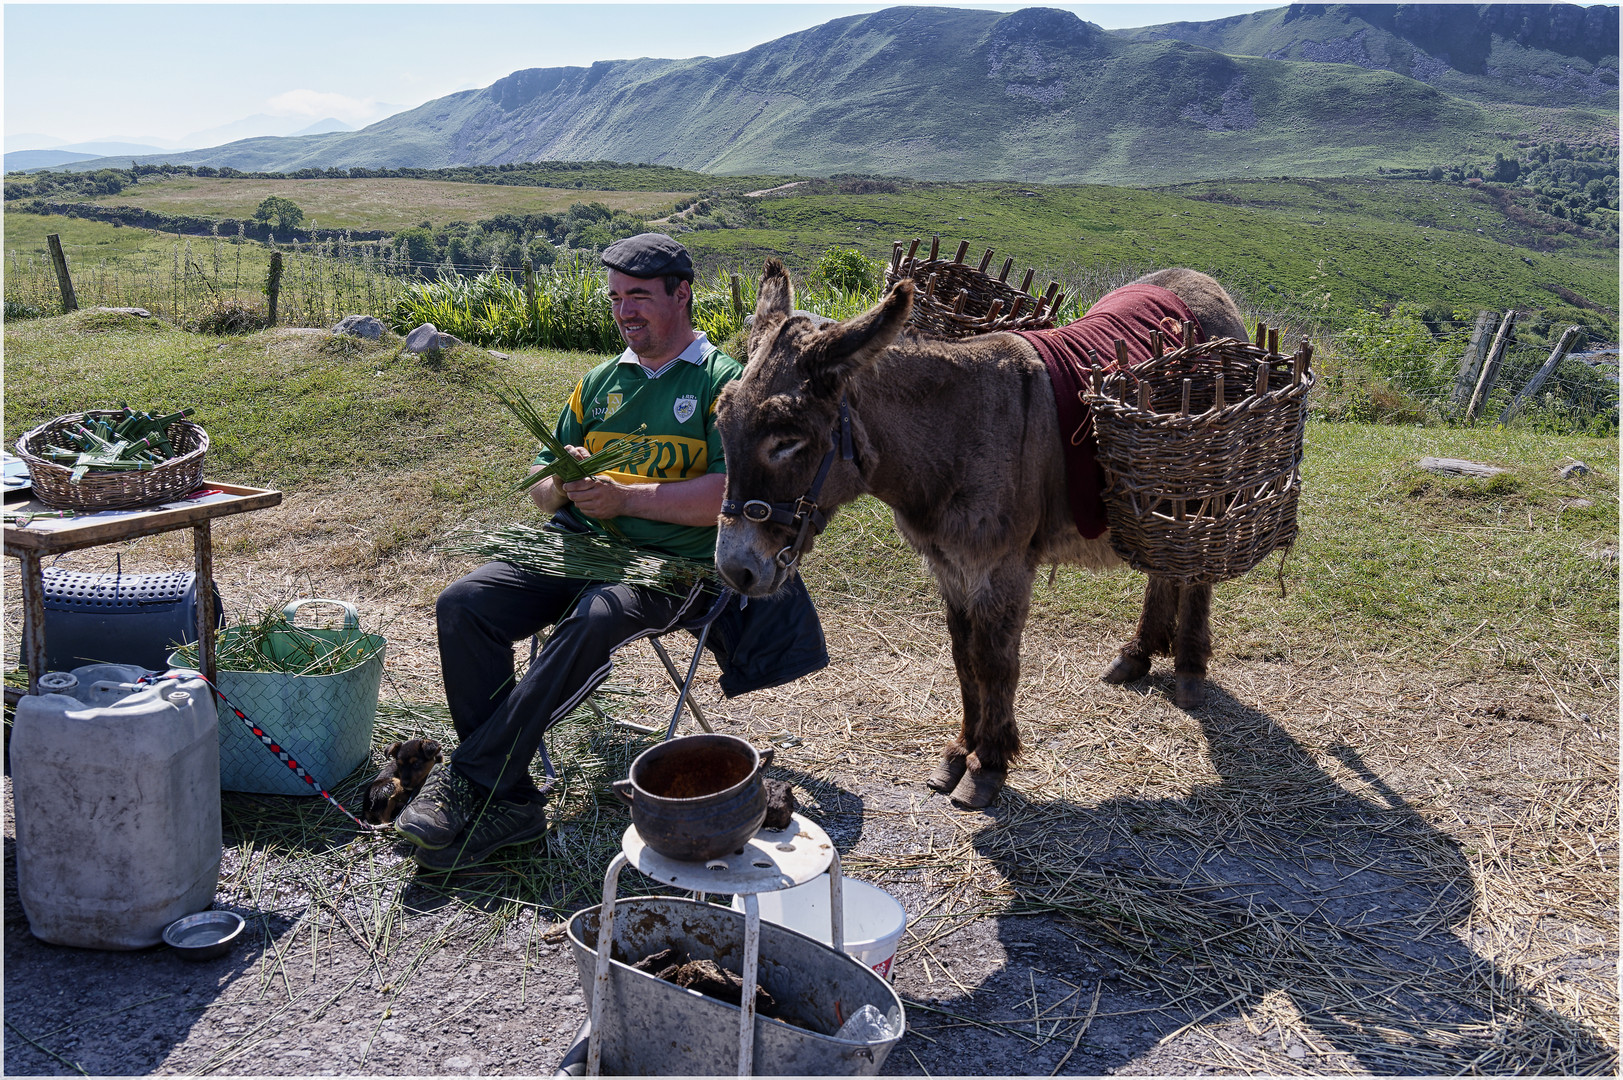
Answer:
[{"left": 567, "top": 896, "right": 904, "bottom": 1076}]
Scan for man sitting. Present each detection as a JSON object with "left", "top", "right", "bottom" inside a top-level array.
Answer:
[{"left": 398, "top": 233, "right": 743, "bottom": 869}]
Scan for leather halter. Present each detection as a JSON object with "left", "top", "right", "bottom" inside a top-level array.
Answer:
[{"left": 720, "top": 397, "right": 853, "bottom": 571}]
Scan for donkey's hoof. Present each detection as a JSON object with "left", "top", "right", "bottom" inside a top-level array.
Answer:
[
  {"left": 927, "top": 754, "right": 968, "bottom": 794},
  {"left": 1173, "top": 674, "right": 1207, "bottom": 710},
  {"left": 949, "top": 768, "right": 1006, "bottom": 810},
  {"left": 1102, "top": 654, "right": 1151, "bottom": 684}
]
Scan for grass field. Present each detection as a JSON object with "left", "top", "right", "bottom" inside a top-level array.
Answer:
[
  {"left": 4, "top": 211, "right": 181, "bottom": 264},
  {"left": 685, "top": 179, "right": 1620, "bottom": 337},
  {"left": 69, "top": 177, "right": 699, "bottom": 231}
]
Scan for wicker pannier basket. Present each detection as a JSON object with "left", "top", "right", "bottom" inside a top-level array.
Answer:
[
  {"left": 16, "top": 410, "right": 209, "bottom": 511},
  {"left": 886, "top": 235, "right": 1065, "bottom": 338},
  {"left": 1084, "top": 326, "right": 1314, "bottom": 585}
]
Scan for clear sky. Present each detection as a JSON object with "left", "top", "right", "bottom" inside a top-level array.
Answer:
[{"left": 5, "top": 2, "right": 1281, "bottom": 149}]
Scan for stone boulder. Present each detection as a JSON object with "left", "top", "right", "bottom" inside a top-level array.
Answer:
[
  {"left": 404, "top": 323, "right": 463, "bottom": 353},
  {"left": 332, "top": 314, "right": 385, "bottom": 340}
]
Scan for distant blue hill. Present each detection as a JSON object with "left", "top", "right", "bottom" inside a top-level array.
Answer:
[
  {"left": 6, "top": 149, "right": 100, "bottom": 172},
  {"left": 288, "top": 117, "right": 355, "bottom": 138},
  {"left": 54, "top": 140, "right": 174, "bottom": 157}
]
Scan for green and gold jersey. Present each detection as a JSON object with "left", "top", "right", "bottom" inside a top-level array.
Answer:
[{"left": 536, "top": 334, "right": 744, "bottom": 561}]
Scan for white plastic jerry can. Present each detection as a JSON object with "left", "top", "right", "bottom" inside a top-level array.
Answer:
[{"left": 11, "top": 664, "right": 222, "bottom": 949}]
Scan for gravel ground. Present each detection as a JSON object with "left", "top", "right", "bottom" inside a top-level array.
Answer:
[{"left": 5, "top": 652, "right": 1616, "bottom": 1075}]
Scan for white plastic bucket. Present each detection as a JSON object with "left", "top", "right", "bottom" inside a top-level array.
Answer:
[{"left": 734, "top": 875, "right": 907, "bottom": 981}]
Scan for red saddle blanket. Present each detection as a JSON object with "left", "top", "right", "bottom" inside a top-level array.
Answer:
[{"left": 1014, "top": 283, "right": 1205, "bottom": 539}]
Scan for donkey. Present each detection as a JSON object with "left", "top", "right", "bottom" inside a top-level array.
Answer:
[{"left": 714, "top": 260, "right": 1248, "bottom": 808}]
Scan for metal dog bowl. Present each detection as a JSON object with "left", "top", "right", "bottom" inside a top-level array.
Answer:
[{"left": 163, "top": 910, "right": 245, "bottom": 961}]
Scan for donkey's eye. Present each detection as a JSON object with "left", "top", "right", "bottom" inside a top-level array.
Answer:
[{"left": 768, "top": 439, "right": 806, "bottom": 463}]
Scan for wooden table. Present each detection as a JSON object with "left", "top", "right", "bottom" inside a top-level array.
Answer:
[{"left": 4, "top": 482, "right": 282, "bottom": 702}]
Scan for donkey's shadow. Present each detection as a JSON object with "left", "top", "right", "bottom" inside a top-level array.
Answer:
[{"left": 966, "top": 685, "right": 1614, "bottom": 1074}]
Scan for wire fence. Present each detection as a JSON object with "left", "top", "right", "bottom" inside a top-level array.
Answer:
[
  {"left": 3, "top": 234, "right": 763, "bottom": 352},
  {"left": 1453, "top": 339, "right": 1619, "bottom": 432},
  {"left": 4, "top": 232, "right": 411, "bottom": 329}
]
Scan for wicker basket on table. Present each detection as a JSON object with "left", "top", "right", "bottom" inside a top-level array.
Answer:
[
  {"left": 885, "top": 235, "right": 1065, "bottom": 338},
  {"left": 15, "top": 410, "right": 209, "bottom": 511},
  {"left": 1084, "top": 324, "right": 1314, "bottom": 585}
]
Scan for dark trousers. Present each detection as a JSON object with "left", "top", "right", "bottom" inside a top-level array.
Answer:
[{"left": 436, "top": 561, "right": 700, "bottom": 798}]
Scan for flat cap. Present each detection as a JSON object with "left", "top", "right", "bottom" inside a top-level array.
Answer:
[{"left": 600, "top": 233, "right": 693, "bottom": 281}]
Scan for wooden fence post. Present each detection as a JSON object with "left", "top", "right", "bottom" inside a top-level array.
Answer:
[
  {"left": 1464, "top": 310, "right": 1516, "bottom": 422},
  {"left": 1452, "top": 310, "right": 1496, "bottom": 408},
  {"left": 46, "top": 233, "right": 78, "bottom": 312},
  {"left": 265, "top": 252, "right": 283, "bottom": 326},
  {"left": 730, "top": 273, "right": 744, "bottom": 321},
  {"left": 1499, "top": 325, "right": 1582, "bottom": 425},
  {"left": 524, "top": 259, "right": 538, "bottom": 339}
]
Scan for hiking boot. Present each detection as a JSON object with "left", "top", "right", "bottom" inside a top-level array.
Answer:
[
  {"left": 413, "top": 795, "right": 549, "bottom": 872},
  {"left": 395, "top": 764, "right": 484, "bottom": 850}
]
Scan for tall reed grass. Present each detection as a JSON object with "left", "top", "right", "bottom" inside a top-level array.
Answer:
[{"left": 386, "top": 258, "right": 764, "bottom": 353}]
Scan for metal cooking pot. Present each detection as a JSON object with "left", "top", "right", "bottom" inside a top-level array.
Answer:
[{"left": 612, "top": 734, "right": 775, "bottom": 863}]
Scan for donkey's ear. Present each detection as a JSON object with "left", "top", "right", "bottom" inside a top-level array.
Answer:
[
  {"left": 746, "top": 259, "right": 795, "bottom": 360},
  {"left": 802, "top": 279, "right": 914, "bottom": 395}
]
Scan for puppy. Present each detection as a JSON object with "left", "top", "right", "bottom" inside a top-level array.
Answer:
[
  {"left": 389, "top": 737, "right": 442, "bottom": 792},
  {"left": 362, "top": 738, "right": 443, "bottom": 824}
]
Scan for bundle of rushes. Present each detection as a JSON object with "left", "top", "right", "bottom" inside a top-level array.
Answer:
[
  {"left": 173, "top": 609, "right": 383, "bottom": 677},
  {"left": 28, "top": 405, "right": 196, "bottom": 482},
  {"left": 489, "top": 381, "right": 650, "bottom": 492},
  {"left": 445, "top": 523, "right": 715, "bottom": 597},
  {"left": 1085, "top": 325, "right": 1315, "bottom": 585},
  {"left": 474, "top": 383, "right": 714, "bottom": 591},
  {"left": 16, "top": 408, "right": 209, "bottom": 511}
]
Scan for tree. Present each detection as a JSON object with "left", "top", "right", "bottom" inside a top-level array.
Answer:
[
  {"left": 529, "top": 237, "right": 558, "bottom": 266},
  {"left": 393, "top": 227, "right": 437, "bottom": 272},
  {"left": 252, "top": 195, "right": 305, "bottom": 231},
  {"left": 815, "top": 247, "right": 877, "bottom": 293}
]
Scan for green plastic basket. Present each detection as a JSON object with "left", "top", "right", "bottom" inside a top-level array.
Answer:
[{"left": 171, "top": 599, "right": 386, "bottom": 796}]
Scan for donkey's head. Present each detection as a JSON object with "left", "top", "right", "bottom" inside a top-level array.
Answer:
[{"left": 715, "top": 259, "right": 914, "bottom": 596}]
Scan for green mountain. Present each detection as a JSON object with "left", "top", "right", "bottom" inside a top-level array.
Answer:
[
  {"left": 57, "top": 5, "right": 1617, "bottom": 184},
  {"left": 1114, "top": 3, "right": 1619, "bottom": 107}
]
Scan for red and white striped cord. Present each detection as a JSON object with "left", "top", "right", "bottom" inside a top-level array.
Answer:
[{"left": 141, "top": 670, "right": 375, "bottom": 831}]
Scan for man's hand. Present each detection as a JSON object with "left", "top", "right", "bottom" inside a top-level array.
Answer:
[
  {"left": 560, "top": 475, "right": 637, "bottom": 519},
  {"left": 567, "top": 471, "right": 726, "bottom": 527},
  {"left": 527, "top": 445, "right": 592, "bottom": 513}
]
